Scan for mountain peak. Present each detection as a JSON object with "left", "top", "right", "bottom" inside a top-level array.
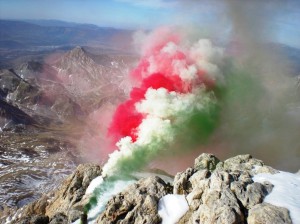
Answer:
[
  {"left": 67, "top": 46, "right": 87, "bottom": 58},
  {"left": 17, "top": 61, "right": 44, "bottom": 72},
  {"left": 56, "top": 46, "right": 94, "bottom": 67}
]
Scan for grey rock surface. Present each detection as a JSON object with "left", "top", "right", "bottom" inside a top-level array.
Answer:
[
  {"left": 176, "top": 153, "right": 288, "bottom": 224},
  {"left": 248, "top": 203, "right": 292, "bottom": 224},
  {"left": 194, "top": 153, "right": 220, "bottom": 171},
  {"left": 49, "top": 213, "right": 68, "bottom": 224}
]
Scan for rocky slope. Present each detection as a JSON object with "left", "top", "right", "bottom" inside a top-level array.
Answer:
[
  {"left": 0, "top": 46, "right": 137, "bottom": 209},
  {"left": 2, "top": 153, "right": 295, "bottom": 224},
  {"left": 53, "top": 46, "right": 133, "bottom": 113},
  {"left": 0, "top": 46, "right": 136, "bottom": 131}
]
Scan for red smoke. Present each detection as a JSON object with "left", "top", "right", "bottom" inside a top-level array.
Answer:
[
  {"left": 108, "top": 32, "right": 187, "bottom": 146},
  {"left": 108, "top": 72, "right": 186, "bottom": 145},
  {"left": 108, "top": 100, "right": 143, "bottom": 144},
  {"left": 142, "top": 73, "right": 185, "bottom": 93},
  {"left": 107, "top": 29, "right": 215, "bottom": 148}
]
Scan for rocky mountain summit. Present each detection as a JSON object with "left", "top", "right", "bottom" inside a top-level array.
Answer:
[{"left": 2, "top": 153, "right": 294, "bottom": 224}]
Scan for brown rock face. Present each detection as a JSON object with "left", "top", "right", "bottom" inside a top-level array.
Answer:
[{"left": 45, "top": 163, "right": 102, "bottom": 217}]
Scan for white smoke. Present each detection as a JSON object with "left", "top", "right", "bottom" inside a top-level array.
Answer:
[{"left": 189, "top": 39, "right": 224, "bottom": 81}]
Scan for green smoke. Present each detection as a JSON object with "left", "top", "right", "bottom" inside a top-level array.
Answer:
[
  {"left": 83, "top": 175, "right": 135, "bottom": 219},
  {"left": 173, "top": 101, "right": 221, "bottom": 149},
  {"left": 84, "top": 176, "right": 115, "bottom": 214},
  {"left": 83, "top": 88, "right": 222, "bottom": 216},
  {"left": 209, "top": 60, "right": 300, "bottom": 171}
]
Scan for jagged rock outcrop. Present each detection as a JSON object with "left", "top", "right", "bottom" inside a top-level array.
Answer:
[
  {"left": 96, "top": 176, "right": 172, "bottom": 224},
  {"left": 45, "top": 164, "right": 102, "bottom": 219},
  {"left": 176, "top": 154, "right": 289, "bottom": 224},
  {"left": 2, "top": 154, "right": 294, "bottom": 224}
]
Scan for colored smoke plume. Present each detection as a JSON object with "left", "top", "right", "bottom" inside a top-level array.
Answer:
[
  {"left": 213, "top": 0, "right": 300, "bottom": 171},
  {"left": 83, "top": 28, "right": 224, "bottom": 216},
  {"left": 103, "top": 28, "right": 224, "bottom": 177},
  {"left": 84, "top": 2, "right": 300, "bottom": 214}
]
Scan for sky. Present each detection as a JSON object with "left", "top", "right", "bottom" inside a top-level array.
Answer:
[{"left": 0, "top": 0, "right": 299, "bottom": 48}]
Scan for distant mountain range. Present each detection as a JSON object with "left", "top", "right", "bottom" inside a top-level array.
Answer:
[
  {"left": 0, "top": 19, "right": 133, "bottom": 48},
  {"left": 23, "top": 19, "right": 100, "bottom": 28},
  {"left": 0, "top": 19, "right": 138, "bottom": 131},
  {"left": 0, "top": 19, "right": 135, "bottom": 68},
  {"left": 0, "top": 20, "right": 299, "bottom": 131}
]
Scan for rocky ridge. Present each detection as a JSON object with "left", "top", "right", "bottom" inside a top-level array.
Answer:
[{"left": 1, "top": 153, "right": 293, "bottom": 224}]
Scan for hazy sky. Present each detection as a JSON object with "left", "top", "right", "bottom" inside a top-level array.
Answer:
[
  {"left": 0, "top": 0, "right": 299, "bottom": 48},
  {"left": 0, "top": 0, "right": 178, "bottom": 28}
]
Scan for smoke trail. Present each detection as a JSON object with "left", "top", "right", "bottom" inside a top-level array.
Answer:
[
  {"left": 83, "top": 2, "right": 300, "bottom": 218},
  {"left": 169, "top": 0, "right": 300, "bottom": 172},
  {"left": 212, "top": 0, "right": 300, "bottom": 171},
  {"left": 103, "top": 28, "right": 224, "bottom": 177},
  {"left": 82, "top": 28, "right": 225, "bottom": 217}
]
